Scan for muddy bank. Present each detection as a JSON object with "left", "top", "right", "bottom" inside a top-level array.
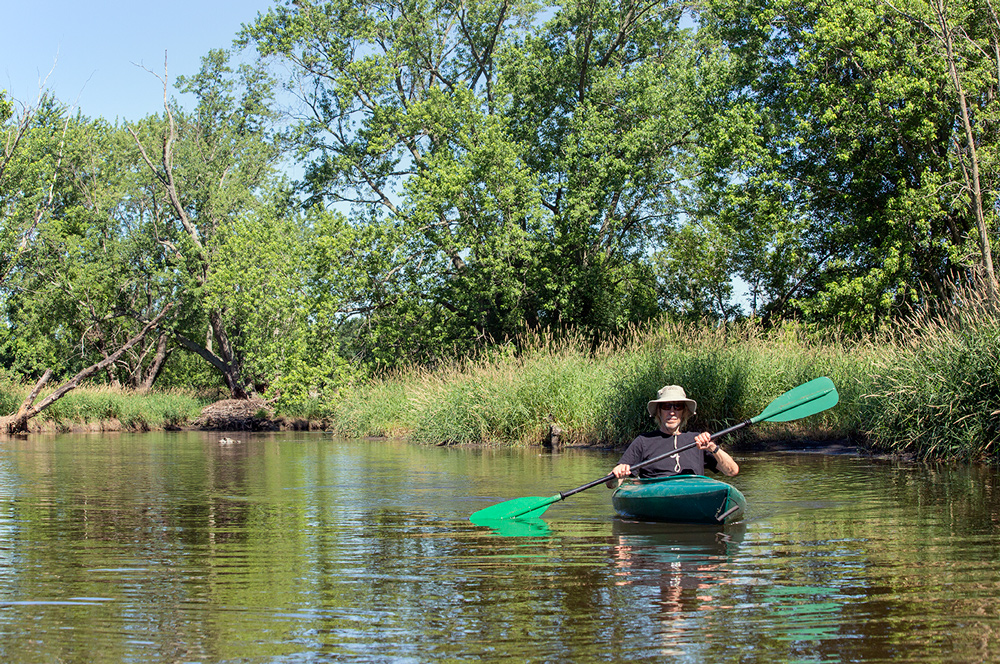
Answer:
[{"left": 193, "top": 398, "right": 324, "bottom": 431}]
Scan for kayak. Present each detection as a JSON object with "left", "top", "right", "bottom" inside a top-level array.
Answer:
[{"left": 611, "top": 475, "right": 747, "bottom": 524}]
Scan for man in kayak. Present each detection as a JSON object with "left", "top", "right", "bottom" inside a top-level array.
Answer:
[{"left": 607, "top": 385, "right": 739, "bottom": 487}]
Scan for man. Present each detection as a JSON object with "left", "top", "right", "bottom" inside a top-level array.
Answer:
[{"left": 607, "top": 384, "right": 739, "bottom": 487}]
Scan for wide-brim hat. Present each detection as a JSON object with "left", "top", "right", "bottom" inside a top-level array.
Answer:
[{"left": 646, "top": 384, "right": 697, "bottom": 418}]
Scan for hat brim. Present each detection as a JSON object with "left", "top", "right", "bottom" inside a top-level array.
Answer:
[{"left": 646, "top": 398, "right": 697, "bottom": 418}]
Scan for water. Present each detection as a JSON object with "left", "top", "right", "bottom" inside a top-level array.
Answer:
[{"left": 1, "top": 432, "right": 999, "bottom": 663}]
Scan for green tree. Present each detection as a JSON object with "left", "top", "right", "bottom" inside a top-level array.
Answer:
[
  {"left": 244, "top": 0, "right": 729, "bottom": 367},
  {"left": 0, "top": 96, "right": 174, "bottom": 432},
  {"left": 127, "top": 50, "right": 291, "bottom": 398},
  {"left": 2, "top": 111, "right": 173, "bottom": 387},
  {"left": 0, "top": 93, "right": 62, "bottom": 292},
  {"left": 699, "top": 0, "right": 1000, "bottom": 330},
  {"left": 500, "top": 0, "right": 728, "bottom": 325},
  {"left": 880, "top": 0, "right": 1000, "bottom": 294},
  {"left": 205, "top": 199, "right": 357, "bottom": 408}
]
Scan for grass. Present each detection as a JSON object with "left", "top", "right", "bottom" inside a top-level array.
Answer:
[
  {"left": 323, "top": 322, "right": 872, "bottom": 449},
  {"left": 0, "top": 382, "right": 208, "bottom": 432},
  {"left": 857, "top": 282, "right": 1000, "bottom": 462}
]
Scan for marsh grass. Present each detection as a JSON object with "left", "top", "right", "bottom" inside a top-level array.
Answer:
[
  {"left": 860, "top": 281, "right": 1000, "bottom": 462},
  {"left": 0, "top": 382, "right": 207, "bottom": 431},
  {"left": 326, "top": 322, "right": 870, "bottom": 448},
  {"left": 324, "top": 375, "right": 412, "bottom": 439}
]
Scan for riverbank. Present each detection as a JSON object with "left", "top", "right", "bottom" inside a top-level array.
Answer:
[
  {"left": 8, "top": 415, "right": 867, "bottom": 459},
  {"left": 317, "top": 307, "right": 998, "bottom": 463},
  {"left": 3, "top": 394, "right": 328, "bottom": 434},
  {"left": 2, "top": 379, "right": 863, "bottom": 456},
  {"left": 4, "top": 289, "right": 999, "bottom": 463}
]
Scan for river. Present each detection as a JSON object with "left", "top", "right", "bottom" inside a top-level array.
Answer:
[{"left": 0, "top": 431, "right": 998, "bottom": 662}]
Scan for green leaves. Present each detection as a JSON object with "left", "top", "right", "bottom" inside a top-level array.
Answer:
[
  {"left": 700, "top": 0, "right": 1000, "bottom": 331},
  {"left": 242, "top": 0, "right": 727, "bottom": 366}
]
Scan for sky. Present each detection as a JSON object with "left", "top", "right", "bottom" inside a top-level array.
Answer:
[{"left": 1, "top": 0, "right": 277, "bottom": 122}]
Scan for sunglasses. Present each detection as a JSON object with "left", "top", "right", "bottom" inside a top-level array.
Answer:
[{"left": 659, "top": 403, "right": 687, "bottom": 412}]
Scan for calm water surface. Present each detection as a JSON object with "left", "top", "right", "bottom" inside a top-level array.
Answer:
[{"left": 1, "top": 432, "right": 999, "bottom": 663}]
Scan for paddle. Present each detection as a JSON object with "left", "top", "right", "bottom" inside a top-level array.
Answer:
[{"left": 469, "top": 376, "right": 839, "bottom": 523}]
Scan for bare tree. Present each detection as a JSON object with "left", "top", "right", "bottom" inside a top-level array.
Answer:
[{"left": 1, "top": 304, "right": 173, "bottom": 434}]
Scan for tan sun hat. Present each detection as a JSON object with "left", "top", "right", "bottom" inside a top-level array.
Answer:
[{"left": 646, "top": 384, "right": 697, "bottom": 418}]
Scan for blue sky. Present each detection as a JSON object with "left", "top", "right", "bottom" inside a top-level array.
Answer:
[{"left": 1, "top": 0, "right": 276, "bottom": 122}]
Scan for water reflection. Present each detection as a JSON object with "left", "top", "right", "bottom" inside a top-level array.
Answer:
[
  {"left": 470, "top": 516, "right": 552, "bottom": 537},
  {"left": 1, "top": 433, "right": 999, "bottom": 662},
  {"left": 608, "top": 520, "right": 746, "bottom": 656}
]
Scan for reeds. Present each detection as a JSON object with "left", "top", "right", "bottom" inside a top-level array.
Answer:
[
  {"left": 859, "top": 279, "right": 1000, "bottom": 462},
  {"left": 0, "top": 381, "right": 207, "bottom": 432},
  {"left": 324, "top": 321, "right": 869, "bottom": 448}
]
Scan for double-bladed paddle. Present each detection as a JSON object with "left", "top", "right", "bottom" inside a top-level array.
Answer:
[{"left": 469, "top": 376, "right": 839, "bottom": 523}]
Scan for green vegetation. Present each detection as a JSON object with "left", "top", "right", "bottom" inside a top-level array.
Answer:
[
  {"left": 325, "top": 323, "right": 863, "bottom": 447},
  {"left": 859, "top": 284, "right": 1000, "bottom": 462},
  {"left": 4, "top": 288, "right": 1000, "bottom": 465},
  {"left": 0, "top": 381, "right": 207, "bottom": 432},
  {"left": 325, "top": 286, "right": 1000, "bottom": 463},
  {"left": 2, "top": 0, "right": 999, "bottom": 460}
]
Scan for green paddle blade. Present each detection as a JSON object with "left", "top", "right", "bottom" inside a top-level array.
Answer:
[
  {"left": 469, "top": 495, "right": 560, "bottom": 523},
  {"left": 474, "top": 516, "right": 552, "bottom": 537},
  {"left": 752, "top": 376, "right": 839, "bottom": 423}
]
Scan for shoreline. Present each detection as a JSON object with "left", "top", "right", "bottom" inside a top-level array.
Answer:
[
  {"left": 4, "top": 424, "right": 919, "bottom": 462},
  {"left": 6, "top": 399, "right": 894, "bottom": 459}
]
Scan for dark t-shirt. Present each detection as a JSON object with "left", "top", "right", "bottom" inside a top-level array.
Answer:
[{"left": 617, "top": 430, "right": 719, "bottom": 477}]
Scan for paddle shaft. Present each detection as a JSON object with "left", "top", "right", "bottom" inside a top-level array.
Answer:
[{"left": 557, "top": 421, "right": 750, "bottom": 500}]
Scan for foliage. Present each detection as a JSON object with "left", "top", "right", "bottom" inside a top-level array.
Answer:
[
  {"left": 698, "top": 0, "right": 1000, "bottom": 331},
  {"left": 0, "top": 52, "right": 361, "bottom": 407},
  {"left": 205, "top": 201, "right": 358, "bottom": 409},
  {"left": 2, "top": 0, "right": 1000, "bottom": 456},
  {"left": 1, "top": 106, "right": 171, "bottom": 384},
  {"left": 123, "top": 49, "right": 290, "bottom": 398},
  {"left": 243, "top": 0, "right": 731, "bottom": 367}
]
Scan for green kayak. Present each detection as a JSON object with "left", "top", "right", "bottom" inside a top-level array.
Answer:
[{"left": 612, "top": 475, "right": 747, "bottom": 524}]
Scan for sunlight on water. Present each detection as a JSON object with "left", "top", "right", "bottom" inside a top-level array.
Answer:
[{"left": 0, "top": 432, "right": 998, "bottom": 662}]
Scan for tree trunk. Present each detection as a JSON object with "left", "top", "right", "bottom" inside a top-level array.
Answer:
[
  {"left": 137, "top": 332, "right": 172, "bottom": 393},
  {"left": 129, "top": 76, "right": 250, "bottom": 397},
  {"left": 0, "top": 304, "right": 173, "bottom": 435},
  {"left": 208, "top": 310, "right": 249, "bottom": 398},
  {"left": 173, "top": 320, "right": 250, "bottom": 400},
  {"left": 935, "top": 0, "right": 999, "bottom": 297}
]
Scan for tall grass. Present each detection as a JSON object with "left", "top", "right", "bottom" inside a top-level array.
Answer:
[
  {"left": 859, "top": 281, "right": 1000, "bottom": 462},
  {"left": 0, "top": 381, "right": 208, "bottom": 431},
  {"left": 324, "top": 322, "right": 871, "bottom": 448}
]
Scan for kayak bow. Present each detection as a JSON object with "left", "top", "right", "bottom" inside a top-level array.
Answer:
[{"left": 612, "top": 475, "right": 747, "bottom": 524}]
